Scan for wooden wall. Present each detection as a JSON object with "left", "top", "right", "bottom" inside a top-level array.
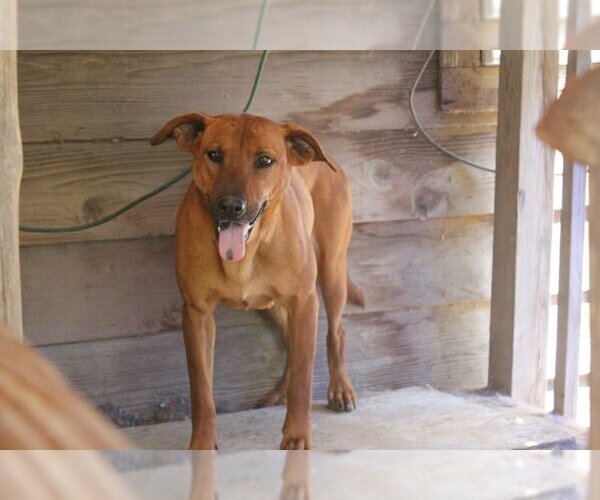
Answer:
[
  {"left": 18, "top": 0, "right": 438, "bottom": 50},
  {"left": 18, "top": 51, "right": 498, "bottom": 425}
]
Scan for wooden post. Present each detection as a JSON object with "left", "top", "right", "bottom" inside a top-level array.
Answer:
[
  {"left": 488, "top": 50, "right": 559, "bottom": 407},
  {"left": 0, "top": 0, "right": 23, "bottom": 338},
  {"left": 500, "top": 0, "right": 559, "bottom": 49},
  {"left": 591, "top": 170, "right": 600, "bottom": 449},
  {"left": 553, "top": 0, "right": 591, "bottom": 420},
  {"left": 536, "top": 69, "right": 600, "bottom": 450},
  {"left": 592, "top": 451, "right": 600, "bottom": 497}
]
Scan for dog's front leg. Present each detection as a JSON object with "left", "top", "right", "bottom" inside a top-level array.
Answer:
[
  {"left": 280, "top": 451, "right": 312, "bottom": 499},
  {"left": 183, "top": 302, "right": 218, "bottom": 450},
  {"left": 189, "top": 451, "right": 218, "bottom": 500},
  {"left": 280, "top": 291, "right": 319, "bottom": 450}
]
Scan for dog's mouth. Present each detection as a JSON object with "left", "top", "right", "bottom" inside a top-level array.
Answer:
[{"left": 216, "top": 201, "right": 266, "bottom": 262}]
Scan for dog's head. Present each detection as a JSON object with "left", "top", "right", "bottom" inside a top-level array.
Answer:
[{"left": 151, "top": 112, "right": 336, "bottom": 261}]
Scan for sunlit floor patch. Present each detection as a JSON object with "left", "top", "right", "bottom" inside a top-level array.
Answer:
[
  {"left": 105, "top": 450, "right": 593, "bottom": 500},
  {"left": 124, "top": 386, "right": 586, "bottom": 450}
]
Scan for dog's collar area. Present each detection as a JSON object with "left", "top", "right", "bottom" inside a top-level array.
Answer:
[{"left": 216, "top": 201, "right": 267, "bottom": 241}]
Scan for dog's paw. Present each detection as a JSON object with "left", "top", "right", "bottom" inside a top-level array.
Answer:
[
  {"left": 258, "top": 386, "right": 288, "bottom": 408},
  {"left": 327, "top": 379, "right": 357, "bottom": 413},
  {"left": 280, "top": 483, "right": 311, "bottom": 500},
  {"left": 280, "top": 436, "right": 310, "bottom": 450},
  {"left": 280, "top": 424, "right": 312, "bottom": 450},
  {"left": 188, "top": 436, "right": 218, "bottom": 450}
]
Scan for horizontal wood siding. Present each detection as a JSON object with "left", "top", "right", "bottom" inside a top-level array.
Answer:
[
  {"left": 20, "top": 128, "right": 496, "bottom": 245},
  {"left": 18, "top": 51, "right": 497, "bottom": 246},
  {"left": 440, "top": 66, "right": 499, "bottom": 113},
  {"left": 18, "top": 51, "right": 497, "bottom": 420},
  {"left": 22, "top": 216, "right": 493, "bottom": 347},
  {"left": 40, "top": 305, "right": 490, "bottom": 420},
  {"left": 18, "top": 0, "right": 437, "bottom": 50},
  {"left": 17, "top": 51, "right": 440, "bottom": 143}
]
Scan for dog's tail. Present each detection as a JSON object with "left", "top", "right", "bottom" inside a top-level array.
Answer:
[{"left": 347, "top": 274, "right": 366, "bottom": 308}]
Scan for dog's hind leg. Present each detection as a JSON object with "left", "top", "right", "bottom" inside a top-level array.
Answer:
[
  {"left": 258, "top": 305, "right": 290, "bottom": 407},
  {"left": 319, "top": 251, "right": 357, "bottom": 412}
]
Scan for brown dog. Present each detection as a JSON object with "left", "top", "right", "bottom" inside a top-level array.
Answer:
[{"left": 151, "top": 112, "right": 364, "bottom": 450}]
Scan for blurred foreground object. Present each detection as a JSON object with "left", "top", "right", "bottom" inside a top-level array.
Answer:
[
  {"left": 0, "top": 451, "right": 136, "bottom": 500},
  {"left": 190, "top": 451, "right": 218, "bottom": 500},
  {"left": 566, "top": 19, "right": 600, "bottom": 49},
  {"left": 0, "top": 326, "right": 131, "bottom": 449},
  {"left": 537, "top": 65, "right": 600, "bottom": 450},
  {"left": 537, "top": 66, "right": 600, "bottom": 167}
]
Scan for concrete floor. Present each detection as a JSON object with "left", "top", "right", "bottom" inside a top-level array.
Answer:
[
  {"left": 108, "top": 451, "right": 592, "bottom": 500},
  {"left": 124, "top": 387, "right": 586, "bottom": 450}
]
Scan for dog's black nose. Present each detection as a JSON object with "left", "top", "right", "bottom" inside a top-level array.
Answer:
[{"left": 217, "top": 196, "right": 247, "bottom": 219}]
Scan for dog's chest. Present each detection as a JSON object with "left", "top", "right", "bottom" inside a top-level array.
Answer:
[{"left": 219, "top": 261, "right": 276, "bottom": 311}]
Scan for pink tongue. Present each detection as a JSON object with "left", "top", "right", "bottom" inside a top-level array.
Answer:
[{"left": 218, "top": 223, "right": 249, "bottom": 261}]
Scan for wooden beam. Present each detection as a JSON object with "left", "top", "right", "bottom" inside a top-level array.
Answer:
[
  {"left": 0, "top": 1, "right": 23, "bottom": 338},
  {"left": 488, "top": 50, "right": 559, "bottom": 407},
  {"left": 553, "top": 0, "right": 591, "bottom": 420}
]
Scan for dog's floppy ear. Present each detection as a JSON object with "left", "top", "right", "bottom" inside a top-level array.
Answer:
[
  {"left": 284, "top": 123, "right": 337, "bottom": 172},
  {"left": 150, "top": 112, "right": 212, "bottom": 152}
]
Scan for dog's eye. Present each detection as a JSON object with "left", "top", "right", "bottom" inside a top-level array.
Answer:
[
  {"left": 206, "top": 150, "right": 223, "bottom": 164},
  {"left": 257, "top": 155, "right": 275, "bottom": 169}
]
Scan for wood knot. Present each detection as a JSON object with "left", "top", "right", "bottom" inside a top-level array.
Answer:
[
  {"left": 81, "top": 196, "right": 110, "bottom": 222},
  {"left": 413, "top": 187, "right": 443, "bottom": 220}
]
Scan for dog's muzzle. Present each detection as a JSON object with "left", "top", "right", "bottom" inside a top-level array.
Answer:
[
  {"left": 216, "top": 200, "right": 266, "bottom": 241},
  {"left": 215, "top": 201, "right": 267, "bottom": 261}
]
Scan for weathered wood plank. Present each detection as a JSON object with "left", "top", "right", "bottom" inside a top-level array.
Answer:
[
  {"left": 19, "top": 128, "right": 497, "bottom": 246},
  {"left": 553, "top": 6, "right": 591, "bottom": 418},
  {"left": 21, "top": 215, "right": 493, "bottom": 347},
  {"left": 0, "top": 49, "right": 24, "bottom": 337},
  {"left": 17, "top": 51, "right": 439, "bottom": 143},
  {"left": 488, "top": 50, "right": 559, "bottom": 407},
  {"left": 554, "top": 153, "right": 587, "bottom": 419},
  {"left": 439, "top": 50, "right": 482, "bottom": 68},
  {"left": 39, "top": 304, "right": 490, "bottom": 421},
  {"left": 18, "top": 0, "right": 436, "bottom": 50},
  {"left": 0, "top": 0, "right": 17, "bottom": 50},
  {"left": 440, "top": 66, "right": 499, "bottom": 114}
]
